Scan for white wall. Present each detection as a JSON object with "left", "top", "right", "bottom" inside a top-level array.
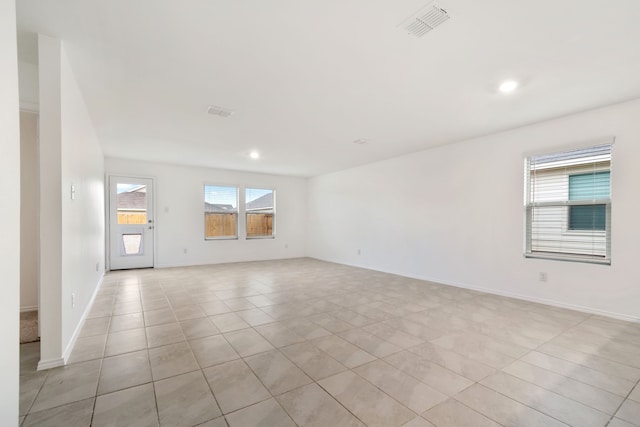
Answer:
[
  {"left": 20, "top": 111, "right": 39, "bottom": 312},
  {"left": 0, "top": 0, "right": 20, "bottom": 422},
  {"left": 105, "top": 158, "right": 307, "bottom": 268},
  {"left": 38, "top": 35, "right": 105, "bottom": 367},
  {"left": 18, "top": 60, "right": 38, "bottom": 112},
  {"left": 38, "top": 34, "right": 63, "bottom": 367},
  {"left": 308, "top": 98, "right": 640, "bottom": 321},
  {"left": 59, "top": 44, "right": 105, "bottom": 353}
]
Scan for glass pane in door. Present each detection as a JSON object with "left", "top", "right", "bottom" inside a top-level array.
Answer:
[{"left": 117, "top": 183, "right": 147, "bottom": 224}]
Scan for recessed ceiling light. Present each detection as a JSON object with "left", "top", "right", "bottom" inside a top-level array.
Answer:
[
  {"left": 498, "top": 80, "right": 519, "bottom": 94},
  {"left": 249, "top": 151, "right": 260, "bottom": 159},
  {"left": 353, "top": 139, "right": 369, "bottom": 145}
]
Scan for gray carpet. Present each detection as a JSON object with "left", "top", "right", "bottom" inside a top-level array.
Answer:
[{"left": 20, "top": 311, "right": 39, "bottom": 344}]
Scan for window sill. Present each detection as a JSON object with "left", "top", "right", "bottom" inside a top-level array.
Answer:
[
  {"left": 246, "top": 236, "right": 275, "bottom": 240},
  {"left": 525, "top": 252, "right": 610, "bottom": 265},
  {"left": 205, "top": 237, "right": 238, "bottom": 241}
]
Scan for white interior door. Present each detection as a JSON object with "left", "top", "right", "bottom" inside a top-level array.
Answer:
[{"left": 109, "top": 176, "right": 154, "bottom": 270}]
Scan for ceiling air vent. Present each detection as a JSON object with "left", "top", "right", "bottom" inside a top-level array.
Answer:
[
  {"left": 207, "top": 105, "right": 234, "bottom": 117},
  {"left": 401, "top": 4, "right": 450, "bottom": 37}
]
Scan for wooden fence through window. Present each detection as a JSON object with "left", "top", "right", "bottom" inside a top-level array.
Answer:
[
  {"left": 247, "top": 213, "right": 273, "bottom": 237},
  {"left": 205, "top": 213, "right": 237, "bottom": 237},
  {"left": 118, "top": 211, "right": 147, "bottom": 224},
  {"left": 118, "top": 211, "right": 273, "bottom": 237}
]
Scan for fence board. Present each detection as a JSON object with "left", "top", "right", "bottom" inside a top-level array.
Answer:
[
  {"left": 118, "top": 212, "right": 147, "bottom": 224},
  {"left": 206, "top": 213, "right": 237, "bottom": 237},
  {"left": 247, "top": 213, "right": 273, "bottom": 237}
]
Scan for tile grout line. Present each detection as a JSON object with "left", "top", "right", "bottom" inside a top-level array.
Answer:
[
  {"left": 312, "top": 374, "right": 373, "bottom": 427},
  {"left": 21, "top": 261, "right": 640, "bottom": 427},
  {"left": 20, "top": 350, "right": 49, "bottom": 422},
  {"left": 479, "top": 312, "right": 622, "bottom": 425},
  {"left": 88, "top": 278, "right": 116, "bottom": 427},
  {"left": 424, "top": 303, "right": 594, "bottom": 426},
  {"left": 528, "top": 312, "right": 638, "bottom": 395},
  {"left": 135, "top": 273, "right": 165, "bottom": 427},
  {"left": 604, "top": 377, "right": 640, "bottom": 426}
]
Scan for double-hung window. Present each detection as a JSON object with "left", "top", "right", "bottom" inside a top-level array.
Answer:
[
  {"left": 245, "top": 188, "right": 275, "bottom": 238},
  {"left": 204, "top": 185, "right": 238, "bottom": 239},
  {"left": 524, "top": 143, "right": 612, "bottom": 264}
]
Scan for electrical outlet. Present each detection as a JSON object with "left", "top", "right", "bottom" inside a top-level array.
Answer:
[
  {"left": 95, "top": 262, "right": 100, "bottom": 272},
  {"left": 71, "top": 293, "right": 76, "bottom": 308},
  {"left": 357, "top": 249, "right": 361, "bottom": 255},
  {"left": 183, "top": 248, "right": 188, "bottom": 254},
  {"left": 285, "top": 243, "right": 288, "bottom": 249},
  {"left": 539, "top": 272, "right": 548, "bottom": 282}
]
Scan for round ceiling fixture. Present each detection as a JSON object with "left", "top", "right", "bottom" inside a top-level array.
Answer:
[
  {"left": 249, "top": 151, "right": 260, "bottom": 159},
  {"left": 498, "top": 80, "right": 519, "bottom": 94}
]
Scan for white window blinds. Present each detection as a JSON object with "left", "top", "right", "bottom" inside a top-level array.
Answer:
[{"left": 524, "top": 143, "right": 612, "bottom": 264}]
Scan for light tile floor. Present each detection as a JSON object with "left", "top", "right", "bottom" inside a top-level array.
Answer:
[{"left": 19, "top": 258, "right": 640, "bottom": 426}]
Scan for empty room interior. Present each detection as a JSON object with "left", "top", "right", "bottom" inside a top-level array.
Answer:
[{"left": 3, "top": 0, "right": 640, "bottom": 426}]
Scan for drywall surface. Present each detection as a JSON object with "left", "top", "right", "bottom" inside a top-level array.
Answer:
[
  {"left": 38, "top": 35, "right": 105, "bottom": 365},
  {"left": 59, "top": 43, "right": 105, "bottom": 351},
  {"left": 20, "top": 111, "right": 39, "bottom": 311},
  {"left": 105, "top": 158, "right": 307, "bottom": 268},
  {"left": 0, "top": 0, "right": 21, "bottom": 422},
  {"left": 18, "top": 60, "right": 38, "bottom": 111},
  {"left": 308, "top": 98, "right": 640, "bottom": 320},
  {"left": 38, "top": 34, "right": 63, "bottom": 366}
]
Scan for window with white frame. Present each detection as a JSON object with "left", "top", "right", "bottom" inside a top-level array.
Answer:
[
  {"left": 245, "top": 188, "right": 275, "bottom": 238},
  {"left": 204, "top": 185, "right": 238, "bottom": 239},
  {"left": 524, "top": 143, "right": 612, "bottom": 264}
]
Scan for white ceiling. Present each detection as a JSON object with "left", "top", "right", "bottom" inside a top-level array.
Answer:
[{"left": 17, "top": 0, "right": 640, "bottom": 177}]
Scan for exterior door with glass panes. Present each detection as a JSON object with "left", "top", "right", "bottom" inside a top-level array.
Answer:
[{"left": 109, "top": 176, "right": 154, "bottom": 270}]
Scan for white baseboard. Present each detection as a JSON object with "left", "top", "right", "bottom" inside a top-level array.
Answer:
[
  {"left": 20, "top": 306, "right": 38, "bottom": 313},
  {"left": 422, "top": 276, "right": 640, "bottom": 324},
  {"left": 37, "top": 357, "right": 65, "bottom": 371},
  {"left": 311, "top": 256, "right": 640, "bottom": 324},
  {"left": 61, "top": 271, "right": 105, "bottom": 364},
  {"left": 154, "top": 255, "right": 307, "bottom": 269}
]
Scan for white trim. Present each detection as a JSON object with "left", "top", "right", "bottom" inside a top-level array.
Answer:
[
  {"left": 61, "top": 271, "right": 105, "bottom": 364},
  {"left": 522, "top": 136, "right": 615, "bottom": 159},
  {"left": 424, "top": 276, "right": 640, "bottom": 323},
  {"left": 153, "top": 254, "right": 299, "bottom": 269},
  {"left": 312, "top": 257, "right": 640, "bottom": 324},
  {"left": 37, "top": 357, "right": 65, "bottom": 370},
  {"left": 204, "top": 183, "right": 240, "bottom": 240},
  {"left": 20, "top": 305, "right": 38, "bottom": 313},
  {"left": 106, "top": 174, "right": 157, "bottom": 271},
  {"left": 105, "top": 174, "right": 110, "bottom": 271}
]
